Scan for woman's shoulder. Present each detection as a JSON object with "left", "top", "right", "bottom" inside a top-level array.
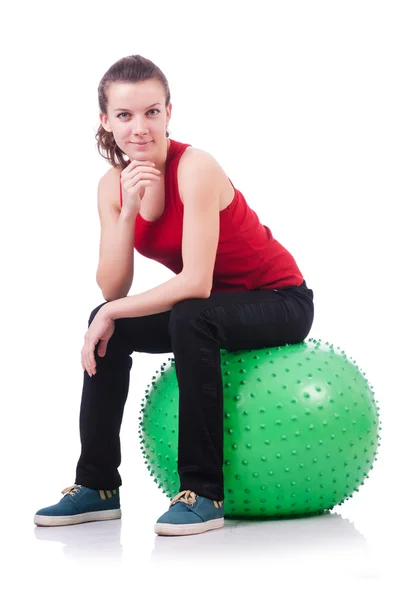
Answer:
[
  {"left": 99, "top": 164, "right": 123, "bottom": 182},
  {"left": 178, "top": 145, "right": 235, "bottom": 209},
  {"left": 98, "top": 166, "right": 124, "bottom": 213},
  {"left": 181, "top": 144, "right": 217, "bottom": 163},
  {"left": 111, "top": 165, "right": 124, "bottom": 177},
  {"left": 179, "top": 145, "right": 226, "bottom": 179}
]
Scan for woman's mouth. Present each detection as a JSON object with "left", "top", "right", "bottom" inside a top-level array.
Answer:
[{"left": 131, "top": 141, "right": 153, "bottom": 147}]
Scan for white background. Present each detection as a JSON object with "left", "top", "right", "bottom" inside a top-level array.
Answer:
[{"left": 1, "top": 0, "right": 396, "bottom": 596}]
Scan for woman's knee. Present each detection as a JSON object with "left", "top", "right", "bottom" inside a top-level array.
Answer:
[{"left": 88, "top": 301, "right": 110, "bottom": 325}]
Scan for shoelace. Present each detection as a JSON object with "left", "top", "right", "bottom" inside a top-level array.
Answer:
[
  {"left": 61, "top": 484, "right": 117, "bottom": 500},
  {"left": 61, "top": 484, "right": 83, "bottom": 497},
  {"left": 169, "top": 490, "right": 198, "bottom": 507},
  {"left": 169, "top": 489, "right": 224, "bottom": 509}
]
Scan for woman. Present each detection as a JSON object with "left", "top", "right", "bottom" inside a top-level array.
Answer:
[{"left": 34, "top": 54, "right": 314, "bottom": 536}]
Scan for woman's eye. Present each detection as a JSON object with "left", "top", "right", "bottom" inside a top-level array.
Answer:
[{"left": 118, "top": 109, "right": 159, "bottom": 119}]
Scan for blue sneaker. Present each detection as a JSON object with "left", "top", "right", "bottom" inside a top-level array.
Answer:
[
  {"left": 154, "top": 490, "right": 224, "bottom": 536},
  {"left": 34, "top": 484, "right": 121, "bottom": 527}
]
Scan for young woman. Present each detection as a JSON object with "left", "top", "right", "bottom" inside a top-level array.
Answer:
[{"left": 34, "top": 54, "right": 314, "bottom": 536}]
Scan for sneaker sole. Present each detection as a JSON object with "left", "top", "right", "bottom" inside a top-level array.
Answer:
[
  {"left": 154, "top": 517, "right": 224, "bottom": 536},
  {"left": 34, "top": 508, "right": 121, "bottom": 527}
]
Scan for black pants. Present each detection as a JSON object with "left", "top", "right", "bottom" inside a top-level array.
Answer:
[{"left": 75, "top": 280, "right": 314, "bottom": 501}]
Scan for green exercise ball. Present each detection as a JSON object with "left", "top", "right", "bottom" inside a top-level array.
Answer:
[{"left": 138, "top": 338, "right": 381, "bottom": 518}]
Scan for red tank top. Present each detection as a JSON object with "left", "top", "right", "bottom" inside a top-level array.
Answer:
[{"left": 119, "top": 138, "right": 304, "bottom": 291}]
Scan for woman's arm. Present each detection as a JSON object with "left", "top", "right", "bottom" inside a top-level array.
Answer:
[{"left": 102, "top": 272, "right": 209, "bottom": 320}]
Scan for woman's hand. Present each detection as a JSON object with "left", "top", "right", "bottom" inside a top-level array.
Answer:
[
  {"left": 121, "top": 160, "right": 161, "bottom": 213},
  {"left": 81, "top": 309, "right": 115, "bottom": 377}
]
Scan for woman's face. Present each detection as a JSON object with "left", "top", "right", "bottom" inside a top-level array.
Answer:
[{"left": 100, "top": 79, "right": 172, "bottom": 161}]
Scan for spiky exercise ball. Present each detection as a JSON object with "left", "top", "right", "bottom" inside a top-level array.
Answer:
[{"left": 138, "top": 338, "right": 381, "bottom": 518}]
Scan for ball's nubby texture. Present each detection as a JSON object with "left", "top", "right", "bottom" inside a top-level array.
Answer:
[{"left": 138, "top": 339, "right": 381, "bottom": 518}]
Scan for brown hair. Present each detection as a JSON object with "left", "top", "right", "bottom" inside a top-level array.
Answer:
[{"left": 96, "top": 55, "right": 171, "bottom": 169}]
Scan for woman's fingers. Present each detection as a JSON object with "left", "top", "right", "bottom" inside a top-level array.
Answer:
[
  {"left": 81, "top": 345, "right": 96, "bottom": 377},
  {"left": 87, "top": 343, "right": 96, "bottom": 375}
]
